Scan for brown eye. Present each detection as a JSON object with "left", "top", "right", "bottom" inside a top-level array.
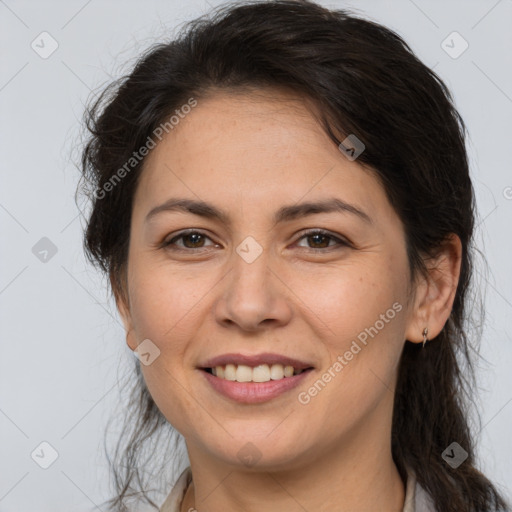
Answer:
[
  {"left": 163, "top": 230, "right": 216, "bottom": 251},
  {"left": 180, "top": 232, "right": 206, "bottom": 248},
  {"left": 295, "top": 230, "right": 349, "bottom": 250}
]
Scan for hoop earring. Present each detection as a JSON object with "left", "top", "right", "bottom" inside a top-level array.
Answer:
[{"left": 422, "top": 327, "right": 429, "bottom": 348}]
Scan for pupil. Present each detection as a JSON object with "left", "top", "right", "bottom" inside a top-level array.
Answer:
[
  {"left": 185, "top": 233, "right": 203, "bottom": 248},
  {"left": 310, "top": 234, "right": 328, "bottom": 248},
  {"left": 181, "top": 233, "right": 330, "bottom": 249}
]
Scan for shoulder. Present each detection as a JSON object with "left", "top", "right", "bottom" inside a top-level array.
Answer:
[
  {"left": 159, "top": 466, "right": 192, "bottom": 512},
  {"left": 160, "top": 465, "right": 438, "bottom": 512},
  {"left": 404, "top": 466, "right": 438, "bottom": 512}
]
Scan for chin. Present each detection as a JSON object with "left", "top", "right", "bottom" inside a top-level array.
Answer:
[{"left": 199, "top": 424, "right": 316, "bottom": 472}]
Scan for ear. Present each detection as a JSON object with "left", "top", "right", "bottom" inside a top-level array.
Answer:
[
  {"left": 110, "top": 271, "right": 138, "bottom": 352},
  {"left": 404, "top": 234, "right": 462, "bottom": 344}
]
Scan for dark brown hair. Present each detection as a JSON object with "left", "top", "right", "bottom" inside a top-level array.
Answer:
[{"left": 77, "top": 1, "right": 511, "bottom": 510}]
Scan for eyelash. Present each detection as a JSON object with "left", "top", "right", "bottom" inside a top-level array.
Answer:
[{"left": 162, "top": 228, "right": 351, "bottom": 252}]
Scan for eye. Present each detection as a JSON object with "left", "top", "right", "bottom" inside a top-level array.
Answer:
[
  {"left": 162, "top": 230, "right": 218, "bottom": 251},
  {"left": 295, "top": 229, "right": 350, "bottom": 250},
  {"left": 161, "top": 228, "right": 350, "bottom": 252}
]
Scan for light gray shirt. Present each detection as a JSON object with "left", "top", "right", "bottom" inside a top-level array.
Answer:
[{"left": 159, "top": 466, "right": 437, "bottom": 512}]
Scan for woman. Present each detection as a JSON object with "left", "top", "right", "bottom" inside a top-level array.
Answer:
[{"left": 78, "top": 1, "right": 511, "bottom": 511}]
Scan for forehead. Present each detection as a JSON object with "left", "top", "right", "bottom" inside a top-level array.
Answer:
[
  {"left": 155, "top": 89, "right": 336, "bottom": 166},
  {"left": 133, "top": 89, "right": 390, "bottom": 226}
]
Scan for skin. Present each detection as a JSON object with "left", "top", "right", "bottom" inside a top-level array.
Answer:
[{"left": 114, "top": 88, "right": 462, "bottom": 512}]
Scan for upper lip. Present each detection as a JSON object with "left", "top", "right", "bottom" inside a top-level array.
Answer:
[{"left": 200, "top": 353, "right": 314, "bottom": 370}]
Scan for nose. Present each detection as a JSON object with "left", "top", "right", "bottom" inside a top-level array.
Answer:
[{"left": 213, "top": 244, "right": 293, "bottom": 332}]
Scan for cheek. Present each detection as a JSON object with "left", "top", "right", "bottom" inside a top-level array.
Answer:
[
  {"left": 302, "top": 272, "right": 407, "bottom": 437},
  {"left": 127, "top": 259, "right": 211, "bottom": 341},
  {"left": 141, "top": 362, "right": 199, "bottom": 439},
  {"left": 125, "top": 259, "right": 217, "bottom": 410},
  {"left": 307, "top": 261, "right": 409, "bottom": 403},
  {"left": 127, "top": 274, "right": 197, "bottom": 432},
  {"left": 300, "top": 262, "right": 406, "bottom": 342}
]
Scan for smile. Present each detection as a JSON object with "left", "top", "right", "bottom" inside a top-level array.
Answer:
[
  {"left": 198, "top": 352, "right": 315, "bottom": 403},
  {"left": 198, "top": 353, "right": 315, "bottom": 403},
  {"left": 204, "top": 363, "right": 308, "bottom": 382}
]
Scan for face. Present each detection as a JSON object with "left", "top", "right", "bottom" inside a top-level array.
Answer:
[{"left": 117, "top": 89, "right": 418, "bottom": 471}]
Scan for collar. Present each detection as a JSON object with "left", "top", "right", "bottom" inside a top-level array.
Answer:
[{"left": 159, "top": 465, "right": 436, "bottom": 512}]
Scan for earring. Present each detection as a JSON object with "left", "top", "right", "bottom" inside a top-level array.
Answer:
[{"left": 422, "top": 327, "right": 429, "bottom": 348}]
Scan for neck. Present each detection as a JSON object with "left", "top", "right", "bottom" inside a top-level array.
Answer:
[{"left": 181, "top": 427, "right": 405, "bottom": 512}]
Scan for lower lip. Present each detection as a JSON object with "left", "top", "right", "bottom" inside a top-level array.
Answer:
[{"left": 201, "top": 369, "right": 313, "bottom": 404}]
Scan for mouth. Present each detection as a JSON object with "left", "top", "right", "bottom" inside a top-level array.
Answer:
[
  {"left": 198, "top": 353, "right": 315, "bottom": 403},
  {"left": 202, "top": 363, "right": 312, "bottom": 382}
]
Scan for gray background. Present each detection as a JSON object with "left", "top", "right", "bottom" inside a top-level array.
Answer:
[{"left": 1, "top": 0, "right": 511, "bottom": 510}]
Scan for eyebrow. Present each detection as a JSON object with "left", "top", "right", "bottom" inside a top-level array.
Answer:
[{"left": 145, "top": 197, "right": 372, "bottom": 225}]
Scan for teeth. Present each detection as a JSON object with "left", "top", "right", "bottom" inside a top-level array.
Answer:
[
  {"left": 210, "top": 363, "right": 306, "bottom": 382},
  {"left": 253, "top": 364, "right": 270, "bottom": 382},
  {"left": 235, "top": 364, "right": 253, "bottom": 382},
  {"left": 224, "top": 364, "right": 236, "bottom": 381},
  {"left": 270, "top": 364, "right": 284, "bottom": 380}
]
